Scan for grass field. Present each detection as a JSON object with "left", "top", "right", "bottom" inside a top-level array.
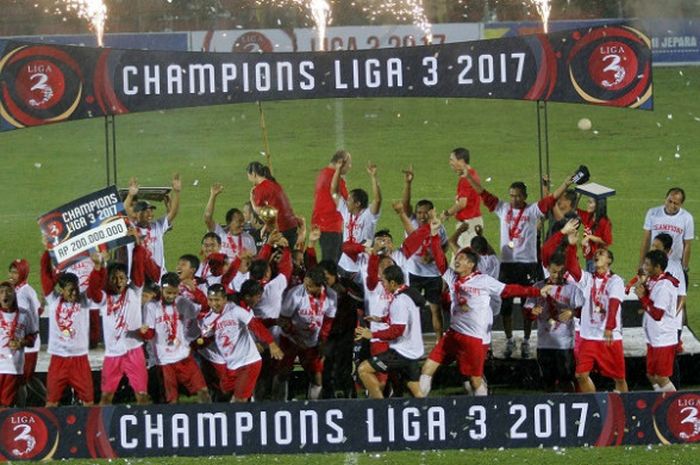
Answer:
[
  {"left": 1, "top": 66, "right": 698, "bottom": 323},
  {"left": 1, "top": 66, "right": 699, "bottom": 464},
  {"left": 39, "top": 444, "right": 698, "bottom": 465}
]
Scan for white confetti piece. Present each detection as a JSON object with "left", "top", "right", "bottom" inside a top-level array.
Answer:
[
  {"left": 193, "top": 179, "right": 199, "bottom": 186},
  {"left": 668, "top": 114, "right": 673, "bottom": 120},
  {"left": 33, "top": 162, "right": 42, "bottom": 168},
  {"left": 675, "top": 153, "right": 681, "bottom": 159},
  {"left": 486, "top": 177, "right": 492, "bottom": 182}
]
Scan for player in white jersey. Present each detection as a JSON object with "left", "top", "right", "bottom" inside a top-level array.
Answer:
[
  {"left": 332, "top": 159, "right": 382, "bottom": 274},
  {"left": 562, "top": 220, "right": 628, "bottom": 393},
  {"left": 523, "top": 252, "right": 582, "bottom": 392},
  {"left": 196, "top": 232, "right": 225, "bottom": 286},
  {"left": 419, "top": 220, "right": 550, "bottom": 397},
  {"left": 636, "top": 250, "right": 680, "bottom": 392},
  {"left": 276, "top": 267, "right": 337, "bottom": 400},
  {"left": 200, "top": 282, "right": 283, "bottom": 402},
  {"left": 141, "top": 272, "right": 210, "bottom": 404},
  {"left": 639, "top": 187, "right": 694, "bottom": 280},
  {"left": 204, "top": 183, "right": 257, "bottom": 261},
  {"left": 41, "top": 250, "right": 103, "bottom": 407},
  {"left": 8, "top": 259, "right": 42, "bottom": 388},
  {"left": 0, "top": 282, "right": 38, "bottom": 407},
  {"left": 465, "top": 171, "right": 574, "bottom": 358},
  {"left": 356, "top": 265, "right": 426, "bottom": 399},
  {"left": 124, "top": 174, "right": 181, "bottom": 277},
  {"left": 91, "top": 243, "right": 150, "bottom": 405}
]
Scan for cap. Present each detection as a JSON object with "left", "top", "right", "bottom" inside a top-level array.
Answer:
[{"left": 133, "top": 200, "right": 156, "bottom": 213}]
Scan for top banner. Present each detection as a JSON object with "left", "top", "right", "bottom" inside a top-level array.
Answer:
[{"left": 0, "top": 24, "right": 652, "bottom": 132}]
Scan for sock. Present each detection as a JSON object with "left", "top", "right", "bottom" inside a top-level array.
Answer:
[
  {"left": 419, "top": 374, "right": 433, "bottom": 396},
  {"left": 474, "top": 383, "right": 488, "bottom": 396},
  {"left": 463, "top": 380, "right": 473, "bottom": 395},
  {"left": 659, "top": 381, "right": 677, "bottom": 392},
  {"left": 652, "top": 383, "right": 660, "bottom": 391},
  {"left": 308, "top": 383, "right": 322, "bottom": 400}
]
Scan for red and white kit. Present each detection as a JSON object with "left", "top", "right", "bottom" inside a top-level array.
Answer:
[
  {"left": 644, "top": 206, "right": 694, "bottom": 264},
  {"left": 336, "top": 197, "right": 380, "bottom": 272},
  {"left": 214, "top": 224, "right": 257, "bottom": 261},
  {"left": 524, "top": 281, "right": 583, "bottom": 350},
  {"left": 0, "top": 307, "right": 37, "bottom": 406},
  {"left": 640, "top": 273, "right": 680, "bottom": 378}
]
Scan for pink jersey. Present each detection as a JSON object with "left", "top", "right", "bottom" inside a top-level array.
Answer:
[
  {"left": 0, "top": 308, "right": 37, "bottom": 375},
  {"left": 201, "top": 303, "right": 260, "bottom": 370},
  {"left": 280, "top": 285, "right": 337, "bottom": 348},
  {"left": 46, "top": 292, "right": 92, "bottom": 356},
  {"left": 443, "top": 269, "right": 506, "bottom": 341}
]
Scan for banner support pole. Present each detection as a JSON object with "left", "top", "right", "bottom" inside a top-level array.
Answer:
[
  {"left": 535, "top": 100, "right": 551, "bottom": 199},
  {"left": 103, "top": 115, "right": 118, "bottom": 187},
  {"left": 104, "top": 116, "right": 111, "bottom": 187}
]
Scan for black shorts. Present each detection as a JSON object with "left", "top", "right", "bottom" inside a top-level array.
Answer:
[
  {"left": 537, "top": 348, "right": 575, "bottom": 386},
  {"left": 368, "top": 349, "right": 421, "bottom": 382},
  {"left": 409, "top": 274, "right": 442, "bottom": 304}
]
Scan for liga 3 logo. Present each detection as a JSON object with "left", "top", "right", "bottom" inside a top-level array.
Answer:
[
  {"left": 0, "top": 410, "right": 55, "bottom": 460},
  {"left": 567, "top": 26, "right": 652, "bottom": 108},
  {"left": 0, "top": 45, "right": 83, "bottom": 128}
]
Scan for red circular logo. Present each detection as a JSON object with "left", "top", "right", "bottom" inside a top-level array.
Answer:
[
  {"left": 233, "top": 32, "right": 274, "bottom": 53},
  {"left": 0, "top": 412, "right": 50, "bottom": 460},
  {"left": 666, "top": 394, "right": 700, "bottom": 442},
  {"left": 14, "top": 59, "right": 66, "bottom": 110},
  {"left": 587, "top": 40, "right": 638, "bottom": 91}
]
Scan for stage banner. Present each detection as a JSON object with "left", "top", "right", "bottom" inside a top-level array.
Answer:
[
  {"left": 0, "top": 392, "right": 697, "bottom": 461},
  {"left": 37, "top": 185, "right": 133, "bottom": 268},
  {"left": 0, "top": 23, "right": 652, "bottom": 132}
]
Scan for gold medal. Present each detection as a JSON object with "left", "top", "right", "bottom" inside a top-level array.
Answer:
[
  {"left": 594, "top": 305, "right": 602, "bottom": 313},
  {"left": 508, "top": 241, "right": 515, "bottom": 249},
  {"left": 548, "top": 318, "right": 557, "bottom": 331},
  {"left": 196, "top": 338, "right": 204, "bottom": 346},
  {"left": 460, "top": 304, "right": 471, "bottom": 313},
  {"left": 62, "top": 329, "right": 71, "bottom": 337}
]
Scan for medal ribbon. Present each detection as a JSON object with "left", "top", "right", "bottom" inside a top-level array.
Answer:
[
  {"left": 0, "top": 310, "right": 19, "bottom": 347},
  {"left": 56, "top": 299, "right": 79, "bottom": 337},
  {"left": 453, "top": 271, "right": 480, "bottom": 306},
  {"left": 161, "top": 302, "right": 179, "bottom": 343},
  {"left": 507, "top": 206, "right": 527, "bottom": 242},
  {"left": 590, "top": 272, "right": 610, "bottom": 316}
]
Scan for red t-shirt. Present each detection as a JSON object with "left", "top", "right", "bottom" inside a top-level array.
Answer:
[
  {"left": 252, "top": 179, "right": 298, "bottom": 231},
  {"left": 311, "top": 167, "right": 348, "bottom": 233},
  {"left": 578, "top": 209, "right": 612, "bottom": 260},
  {"left": 455, "top": 168, "right": 482, "bottom": 221}
]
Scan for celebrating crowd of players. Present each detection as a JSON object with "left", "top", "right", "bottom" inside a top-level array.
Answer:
[{"left": 0, "top": 148, "right": 694, "bottom": 407}]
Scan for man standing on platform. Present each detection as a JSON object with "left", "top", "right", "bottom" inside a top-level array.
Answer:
[
  {"left": 441, "top": 148, "right": 482, "bottom": 248},
  {"left": 312, "top": 150, "right": 352, "bottom": 263}
]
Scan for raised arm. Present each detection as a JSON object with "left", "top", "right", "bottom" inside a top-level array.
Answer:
[
  {"left": 400, "top": 164, "right": 414, "bottom": 216},
  {"left": 330, "top": 160, "right": 343, "bottom": 206},
  {"left": 203, "top": 183, "right": 224, "bottom": 232},
  {"left": 393, "top": 201, "right": 416, "bottom": 234},
  {"left": 448, "top": 222, "right": 470, "bottom": 254},
  {"left": 367, "top": 162, "right": 382, "bottom": 215},
  {"left": 40, "top": 250, "right": 57, "bottom": 296},
  {"left": 123, "top": 177, "right": 139, "bottom": 218},
  {"left": 166, "top": 173, "right": 181, "bottom": 224},
  {"left": 86, "top": 253, "right": 107, "bottom": 303},
  {"left": 638, "top": 229, "right": 651, "bottom": 271}
]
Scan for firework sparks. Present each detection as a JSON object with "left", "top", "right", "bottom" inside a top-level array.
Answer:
[
  {"left": 529, "top": 0, "right": 552, "bottom": 34},
  {"left": 361, "top": 0, "right": 432, "bottom": 41},
  {"left": 256, "top": 0, "right": 333, "bottom": 50},
  {"left": 60, "top": 0, "right": 107, "bottom": 46}
]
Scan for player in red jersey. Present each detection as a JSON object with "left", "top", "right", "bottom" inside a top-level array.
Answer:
[{"left": 312, "top": 150, "right": 351, "bottom": 262}]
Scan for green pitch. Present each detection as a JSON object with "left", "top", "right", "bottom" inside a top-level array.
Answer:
[
  {"left": 1, "top": 67, "right": 697, "bottom": 324},
  {"left": 39, "top": 444, "right": 700, "bottom": 464}
]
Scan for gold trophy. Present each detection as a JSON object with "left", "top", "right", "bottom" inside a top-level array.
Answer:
[{"left": 258, "top": 204, "right": 279, "bottom": 244}]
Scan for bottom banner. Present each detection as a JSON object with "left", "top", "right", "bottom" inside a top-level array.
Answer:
[{"left": 1, "top": 392, "right": 699, "bottom": 460}]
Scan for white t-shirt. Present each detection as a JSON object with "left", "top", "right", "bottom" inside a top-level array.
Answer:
[
  {"left": 494, "top": 201, "right": 545, "bottom": 263},
  {"left": 138, "top": 216, "right": 170, "bottom": 274},
  {"left": 358, "top": 259, "right": 391, "bottom": 338},
  {"left": 385, "top": 291, "right": 424, "bottom": 360},
  {"left": 231, "top": 271, "right": 249, "bottom": 293},
  {"left": 337, "top": 198, "right": 380, "bottom": 272},
  {"left": 665, "top": 258, "right": 686, "bottom": 330},
  {"left": 0, "top": 308, "right": 37, "bottom": 375},
  {"left": 642, "top": 276, "right": 679, "bottom": 347},
  {"left": 405, "top": 218, "right": 448, "bottom": 277},
  {"left": 94, "top": 286, "right": 144, "bottom": 357},
  {"left": 214, "top": 225, "right": 257, "bottom": 261},
  {"left": 280, "top": 285, "right": 337, "bottom": 348},
  {"left": 443, "top": 269, "right": 505, "bottom": 340},
  {"left": 46, "top": 292, "right": 91, "bottom": 356},
  {"left": 201, "top": 303, "right": 261, "bottom": 370},
  {"left": 644, "top": 206, "right": 694, "bottom": 264},
  {"left": 570, "top": 271, "right": 625, "bottom": 341},
  {"left": 524, "top": 281, "right": 583, "bottom": 350},
  {"left": 143, "top": 296, "right": 201, "bottom": 365},
  {"left": 15, "top": 283, "right": 41, "bottom": 354},
  {"left": 252, "top": 274, "right": 288, "bottom": 321}
]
